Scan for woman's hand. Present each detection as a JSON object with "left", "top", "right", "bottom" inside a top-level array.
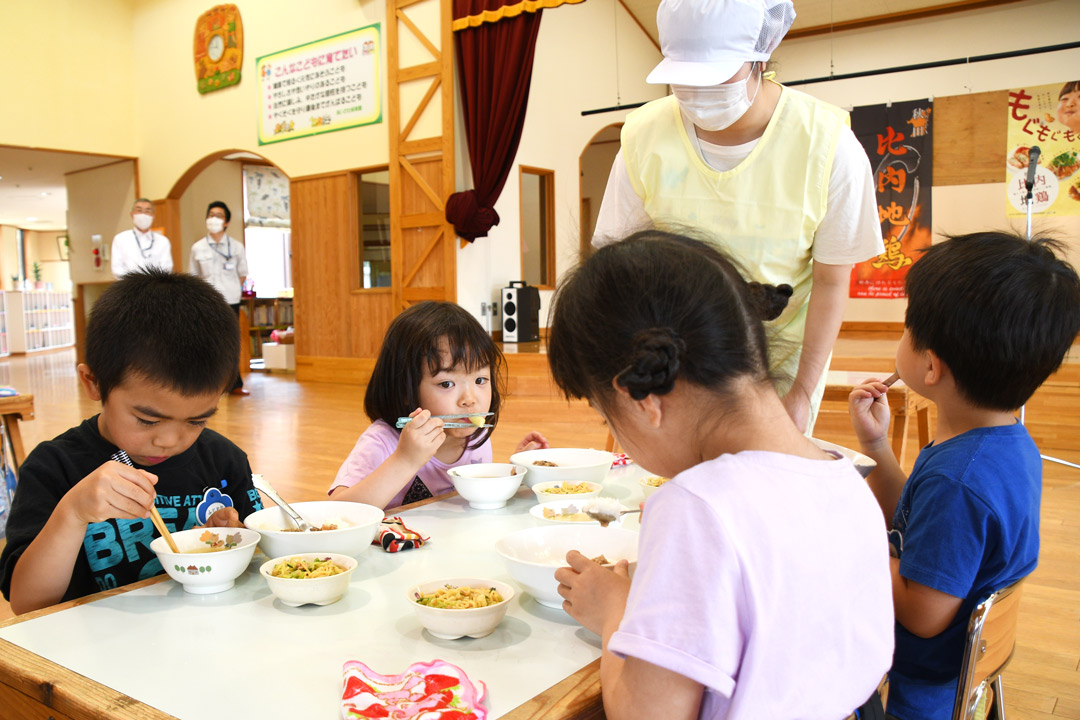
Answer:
[
  {"left": 555, "top": 550, "right": 631, "bottom": 636},
  {"left": 515, "top": 431, "right": 550, "bottom": 454},
  {"left": 396, "top": 408, "right": 446, "bottom": 467},
  {"left": 848, "top": 379, "right": 892, "bottom": 450},
  {"left": 781, "top": 385, "right": 812, "bottom": 433}
]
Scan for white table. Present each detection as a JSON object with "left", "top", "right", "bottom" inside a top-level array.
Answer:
[{"left": 0, "top": 463, "right": 648, "bottom": 720}]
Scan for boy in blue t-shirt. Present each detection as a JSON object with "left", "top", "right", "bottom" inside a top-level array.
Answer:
[
  {"left": 0, "top": 269, "right": 263, "bottom": 614},
  {"left": 848, "top": 231, "right": 1080, "bottom": 720}
]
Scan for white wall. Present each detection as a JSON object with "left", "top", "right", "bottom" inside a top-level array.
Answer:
[{"left": 455, "top": 0, "right": 665, "bottom": 327}]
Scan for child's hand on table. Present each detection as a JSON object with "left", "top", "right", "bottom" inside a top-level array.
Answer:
[
  {"left": 64, "top": 461, "right": 158, "bottom": 525},
  {"left": 555, "top": 550, "right": 631, "bottom": 636},
  {"left": 396, "top": 408, "right": 446, "bottom": 466},
  {"left": 848, "top": 379, "right": 893, "bottom": 450},
  {"left": 515, "top": 431, "right": 549, "bottom": 454}
]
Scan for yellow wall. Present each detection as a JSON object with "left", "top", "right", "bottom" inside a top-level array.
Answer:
[
  {"left": 132, "top": 0, "right": 390, "bottom": 197},
  {"left": 178, "top": 160, "right": 244, "bottom": 266},
  {"left": 0, "top": 226, "right": 20, "bottom": 289},
  {"left": 24, "top": 231, "right": 73, "bottom": 292},
  {"left": 66, "top": 161, "right": 137, "bottom": 284},
  {"left": 0, "top": 0, "right": 136, "bottom": 156}
]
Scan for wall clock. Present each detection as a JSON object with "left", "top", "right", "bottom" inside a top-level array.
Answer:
[{"left": 194, "top": 4, "right": 243, "bottom": 94}]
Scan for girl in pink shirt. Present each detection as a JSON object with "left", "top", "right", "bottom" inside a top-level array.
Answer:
[
  {"left": 549, "top": 231, "right": 893, "bottom": 720},
  {"left": 330, "top": 301, "right": 546, "bottom": 509}
]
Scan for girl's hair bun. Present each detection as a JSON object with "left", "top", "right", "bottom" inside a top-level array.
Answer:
[
  {"left": 747, "top": 282, "right": 793, "bottom": 321},
  {"left": 616, "top": 327, "right": 686, "bottom": 400}
]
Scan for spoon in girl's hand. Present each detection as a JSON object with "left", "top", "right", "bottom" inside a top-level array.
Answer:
[
  {"left": 583, "top": 498, "right": 642, "bottom": 527},
  {"left": 883, "top": 371, "right": 900, "bottom": 387}
]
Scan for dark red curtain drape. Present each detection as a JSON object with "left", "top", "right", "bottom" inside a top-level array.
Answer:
[{"left": 446, "top": 4, "right": 543, "bottom": 242}]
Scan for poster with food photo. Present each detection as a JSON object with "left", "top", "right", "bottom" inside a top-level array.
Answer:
[
  {"left": 1005, "top": 81, "right": 1080, "bottom": 216},
  {"left": 849, "top": 99, "right": 934, "bottom": 299}
]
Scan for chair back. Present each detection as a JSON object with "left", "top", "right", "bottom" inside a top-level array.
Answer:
[{"left": 951, "top": 580, "right": 1024, "bottom": 720}]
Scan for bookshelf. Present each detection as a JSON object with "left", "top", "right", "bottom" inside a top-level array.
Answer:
[
  {"left": 5, "top": 290, "right": 75, "bottom": 354},
  {"left": 243, "top": 296, "right": 293, "bottom": 360}
]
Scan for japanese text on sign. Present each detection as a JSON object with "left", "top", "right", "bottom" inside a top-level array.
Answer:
[{"left": 257, "top": 25, "right": 381, "bottom": 145}]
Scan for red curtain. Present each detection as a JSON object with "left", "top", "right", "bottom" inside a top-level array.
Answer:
[{"left": 446, "top": 2, "right": 543, "bottom": 241}]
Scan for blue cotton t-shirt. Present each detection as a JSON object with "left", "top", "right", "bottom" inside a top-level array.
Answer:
[{"left": 886, "top": 423, "right": 1040, "bottom": 720}]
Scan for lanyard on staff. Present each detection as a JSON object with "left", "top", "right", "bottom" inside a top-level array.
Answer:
[
  {"left": 208, "top": 236, "right": 232, "bottom": 260},
  {"left": 132, "top": 230, "right": 155, "bottom": 258}
]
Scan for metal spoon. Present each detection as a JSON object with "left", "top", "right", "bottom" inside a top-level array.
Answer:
[
  {"left": 583, "top": 499, "right": 641, "bottom": 527},
  {"left": 251, "top": 473, "right": 312, "bottom": 532}
]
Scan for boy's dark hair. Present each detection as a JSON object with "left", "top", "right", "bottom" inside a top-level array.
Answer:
[
  {"left": 364, "top": 301, "right": 504, "bottom": 449},
  {"left": 905, "top": 231, "right": 1080, "bottom": 411},
  {"left": 206, "top": 200, "right": 231, "bottom": 223},
  {"left": 86, "top": 268, "right": 240, "bottom": 401},
  {"left": 1059, "top": 81, "right": 1080, "bottom": 98},
  {"left": 547, "top": 230, "right": 791, "bottom": 410}
]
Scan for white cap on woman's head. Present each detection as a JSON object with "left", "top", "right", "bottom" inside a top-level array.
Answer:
[{"left": 646, "top": 0, "right": 796, "bottom": 86}]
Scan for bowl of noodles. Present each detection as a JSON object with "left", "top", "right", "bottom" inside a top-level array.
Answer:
[
  {"left": 150, "top": 527, "right": 261, "bottom": 595},
  {"left": 260, "top": 552, "right": 358, "bottom": 607},
  {"left": 244, "top": 500, "right": 384, "bottom": 559},
  {"left": 508, "top": 448, "right": 614, "bottom": 488},
  {"left": 496, "top": 525, "right": 639, "bottom": 609},
  {"left": 528, "top": 499, "right": 627, "bottom": 526},
  {"left": 531, "top": 480, "right": 603, "bottom": 504},
  {"left": 639, "top": 475, "right": 671, "bottom": 499},
  {"left": 408, "top": 577, "right": 515, "bottom": 639}
]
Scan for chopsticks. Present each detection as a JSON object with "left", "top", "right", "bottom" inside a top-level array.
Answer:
[
  {"left": 111, "top": 450, "right": 180, "bottom": 553},
  {"left": 395, "top": 412, "right": 493, "bottom": 429}
]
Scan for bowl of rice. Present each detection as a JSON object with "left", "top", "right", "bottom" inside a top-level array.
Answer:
[
  {"left": 260, "top": 552, "right": 358, "bottom": 607},
  {"left": 408, "top": 577, "right": 515, "bottom": 639},
  {"left": 531, "top": 480, "right": 603, "bottom": 504}
]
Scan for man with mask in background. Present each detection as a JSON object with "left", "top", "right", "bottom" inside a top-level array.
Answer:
[
  {"left": 592, "top": 0, "right": 883, "bottom": 434},
  {"left": 190, "top": 200, "right": 250, "bottom": 396},
  {"left": 111, "top": 198, "right": 174, "bottom": 276}
]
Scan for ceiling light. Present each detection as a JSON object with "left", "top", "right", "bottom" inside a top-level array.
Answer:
[{"left": 25, "top": 217, "right": 38, "bottom": 222}]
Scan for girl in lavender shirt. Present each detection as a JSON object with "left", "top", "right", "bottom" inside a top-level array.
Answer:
[
  {"left": 549, "top": 231, "right": 894, "bottom": 720},
  {"left": 330, "top": 301, "right": 547, "bottom": 510}
]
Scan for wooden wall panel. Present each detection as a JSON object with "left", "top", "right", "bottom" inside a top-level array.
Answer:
[
  {"left": 292, "top": 172, "right": 394, "bottom": 379},
  {"left": 933, "top": 90, "right": 1008, "bottom": 186}
]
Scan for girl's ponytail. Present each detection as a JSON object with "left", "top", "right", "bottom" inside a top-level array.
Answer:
[
  {"left": 616, "top": 328, "right": 686, "bottom": 400},
  {"left": 746, "top": 282, "right": 793, "bottom": 321}
]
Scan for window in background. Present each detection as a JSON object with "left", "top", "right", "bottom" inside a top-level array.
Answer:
[
  {"left": 519, "top": 166, "right": 555, "bottom": 288},
  {"left": 356, "top": 168, "right": 391, "bottom": 289},
  {"left": 242, "top": 164, "right": 291, "bottom": 297}
]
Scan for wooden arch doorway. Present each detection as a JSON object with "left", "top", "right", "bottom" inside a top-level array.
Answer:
[{"left": 578, "top": 124, "right": 622, "bottom": 262}]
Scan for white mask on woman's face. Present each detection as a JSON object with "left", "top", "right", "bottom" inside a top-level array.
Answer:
[
  {"left": 132, "top": 213, "right": 153, "bottom": 231},
  {"left": 206, "top": 217, "right": 225, "bottom": 233},
  {"left": 672, "top": 64, "right": 762, "bottom": 132}
]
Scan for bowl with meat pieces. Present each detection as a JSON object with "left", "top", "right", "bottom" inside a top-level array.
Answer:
[
  {"left": 408, "top": 577, "right": 515, "bottom": 639},
  {"left": 508, "top": 448, "right": 614, "bottom": 488},
  {"left": 260, "top": 552, "right": 358, "bottom": 607},
  {"left": 495, "top": 525, "right": 638, "bottom": 609},
  {"left": 447, "top": 462, "right": 527, "bottom": 509},
  {"left": 244, "top": 500, "right": 384, "bottom": 559}
]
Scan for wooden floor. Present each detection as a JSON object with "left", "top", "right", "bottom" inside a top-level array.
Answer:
[{"left": 1, "top": 344, "right": 1079, "bottom": 718}]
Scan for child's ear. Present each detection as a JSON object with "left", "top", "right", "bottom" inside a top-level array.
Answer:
[
  {"left": 924, "top": 349, "right": 949, "bottom": 387},
  {"left": 77, "top": 364, "right": 102, "bottom": 401},
  {"left": 610, "top": 377, "right": 664, "bottom": 428}
]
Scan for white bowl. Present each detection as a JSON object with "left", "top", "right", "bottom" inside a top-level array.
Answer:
[
  {"left": 495, "top": 525, "right": 639, "bottom": 609},
  {"left": 243, "top": 500, "right": 384, "bottom": 559},
  {"left": 408, "top": 577, "right": 515, "bottom": 639},
  {"left": 810, "top": 438, "right": 877, "bottom": 479},
  {"left": 508, "top": 448, "right": 614, "bottom": 488},
  {"left": 531, "top": 480, "right": 603, "bottom": 504},
  {"left": 260, "top": 552, "right": 357, "bottom": 607},
  {"left": 528, "top": 499, "right": 625, "bottom": 527},
  {"left": 150, "top": 527, "right": 261, "bottom": 595},
  {"left": 447, "top": 463, "right": 526, "bottom": 509},
  {"left": 639, "top": 475, "right": 672, "bottom": 500}
]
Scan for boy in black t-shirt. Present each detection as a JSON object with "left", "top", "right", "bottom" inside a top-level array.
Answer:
[{"left": 0, "top": 269, "right": 263, "bottom": 614}]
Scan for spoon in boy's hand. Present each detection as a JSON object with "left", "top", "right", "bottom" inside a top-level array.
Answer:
[
  {"left": 583, "top": 498, "right": 642, "bottom": 527},
  {"left": 883, "top": 371, "right": 900, "bottom": 387}
]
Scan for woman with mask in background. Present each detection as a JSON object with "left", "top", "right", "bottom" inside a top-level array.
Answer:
[
  {"left": 190, "top": 200, "right": 250, "bottom": 396},
  {"left": 592, "top": 0, "right": 884, "bottom": 434}
]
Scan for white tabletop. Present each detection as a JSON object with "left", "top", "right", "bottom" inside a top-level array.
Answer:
[{"left": 0, "top": 463, "right": 648, "bottom": 720}]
